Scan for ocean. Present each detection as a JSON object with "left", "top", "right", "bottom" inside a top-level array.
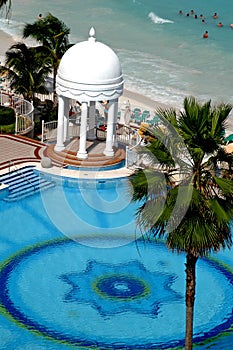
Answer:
[{"left": 0, "top": 0, "right": 233, "bottom": 109}]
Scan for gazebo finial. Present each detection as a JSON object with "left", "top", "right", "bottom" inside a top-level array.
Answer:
[{"left": 89, "top": 27, "right": 96, "bottom": 42}]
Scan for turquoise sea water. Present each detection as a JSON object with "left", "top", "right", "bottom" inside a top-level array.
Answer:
[{"left": 0, "top": 0, "right": 233, "bottom": 109}]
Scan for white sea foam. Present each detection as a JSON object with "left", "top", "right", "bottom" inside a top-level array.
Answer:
[
  {"left": 148, "top": 12, "right": 174, "bottom": 24},
  {"left": 0, "top": 18, "right": 38, "bottom": 47},
  {"left": 0, "top": 18, "right": 23, "bottom": 41}
]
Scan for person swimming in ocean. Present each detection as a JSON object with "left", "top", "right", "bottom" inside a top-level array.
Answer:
[{"left": 203, "top": 30, "right": 208, "bottom": 39}]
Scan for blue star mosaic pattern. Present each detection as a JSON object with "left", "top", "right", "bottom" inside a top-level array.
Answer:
[
  {"left": 60, "top": 260, "right": 182, "bottom": 317},
  {"left": 0, "top": 238, "right": 232, "bottom": 349}
]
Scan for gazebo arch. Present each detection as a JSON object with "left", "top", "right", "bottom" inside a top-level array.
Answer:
[{"left": 54, "top": 27, "right": 124, "bottom": 159}]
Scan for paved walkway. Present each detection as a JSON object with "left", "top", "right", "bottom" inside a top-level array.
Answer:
[
  {"left": 0, "top": 134, "right": 45, "bottom": 173},
  {"left": 1, "top": 133, "right": 231, "bottom": 179},
  {"left": 0, "top": 135, "right": 133, "bottom": 179}
]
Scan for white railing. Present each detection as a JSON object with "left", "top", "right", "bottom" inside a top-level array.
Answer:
[
  {"left": 35, "top": 92, "right": 54, "bottom": 102},
  {"left": 0, "top": 90, "right": 34, "bottom": 135},
  {"left": 8, "top": 160, "right": 37, "bottom": 191},
  {"left": 41, "top": 115, "right": 81, "bottom": 143},
  {"left": 116, "top": 124, "right": 140, "bottom": 146},
  {"left": 124, "top": 126, "right": 142, "bottom": 169},
  {"left": 41, "top": 120, "right": 57, "bottom": 142}
]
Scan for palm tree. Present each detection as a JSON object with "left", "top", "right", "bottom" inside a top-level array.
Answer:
[
  {"left": 0, "top": 42, "right": 52, "bottom": 100},
  {"left": 0, "top": 0, "right": 11, "bottom": 18},
  {"left": 129, "top": 96, "right": 233, "bottom": 349},
  {"left": 23, "top": 13, "right": 71, "bottom": 103}
]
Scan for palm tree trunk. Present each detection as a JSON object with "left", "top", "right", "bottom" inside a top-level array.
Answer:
[
  {"left": 185, "top": 253, "right": 198, "bottom": 350},
  {"left": 53, "top": 67, "right": 58, "bottom": 105}
]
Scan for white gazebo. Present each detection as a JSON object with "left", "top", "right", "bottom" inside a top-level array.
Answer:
[{"left": 54, "top": 27, "right": 124, "bottom": 159}]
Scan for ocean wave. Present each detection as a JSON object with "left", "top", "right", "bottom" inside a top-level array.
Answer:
[
  {"left": 0, "top": 18, "right": 38, "bottom": 46},
  {"left": 148, "top": 12, "right": 173, "bottom": 24},
  {"left": 0, "top": 18, "right": 24, "bottom": 41}
]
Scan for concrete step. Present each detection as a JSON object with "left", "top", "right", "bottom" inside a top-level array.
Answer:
[
  {"left": 4, "top": 182, "right": 55, "bottom": 201},
  {"left": 0, "top": 165, "right": 56, "bottom": 201}
]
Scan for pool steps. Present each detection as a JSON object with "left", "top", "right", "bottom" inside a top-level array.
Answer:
[{"left": 0, "top": 166, "right": 55, "bottom": 201}]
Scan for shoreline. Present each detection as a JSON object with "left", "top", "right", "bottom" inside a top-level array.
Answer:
[
  {"left": 0, "top": 28, "right": 232, "bottom": 133},
  {"left": 0, "top": 28, "right": 170, "bottom": 110},
  {"left": 0, "top": 29, "right": 15, "bottom": 64},
  {"left": 120, "top": 88, "right": 172, "bottom": 112}
]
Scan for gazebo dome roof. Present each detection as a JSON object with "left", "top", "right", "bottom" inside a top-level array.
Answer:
[{"left": 56, "top": 27, "right": 124, "bottom": 101}]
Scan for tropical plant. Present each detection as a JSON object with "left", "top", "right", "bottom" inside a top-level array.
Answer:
[
  {"left": 0, "top": 105, "right": 15, "bottom": 133},
  {"left": 0, "top": 0, "right": 11, "bottom": 17},
  {"left": 0, "top": 42, "right": 51, "bottom": 101},
  {"left": 0, "top": 105, "right": 15, "bottom": 124},
  {"left": 23, "top": 13, "right": 71, "bottom": 102},
  {"left": 129, "top": 96, "right": 233, "bottom": 349}
]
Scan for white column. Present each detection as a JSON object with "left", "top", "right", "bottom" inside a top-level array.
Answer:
[
  {"left": 77, "top": 101, "right": 88, "bottom": 159},
  {"left": 63, "top": 97, "right": 70, "bottom": 143},
  {"left": 103, "top": 100, "right": 117, "bottom": 157},
  {"left": 113, "top": 99, "right": 118, "bottom": 147},
  {"left": 54, "top": 95, "right": 65, "bottom": 152},
  {"left": 41, "top": 120, "right": 44, "bottom": 143},
  {"left": 15, "top": 113, "right": 18, "bottom": 134},
  {"left": 87, "top": 101, "right": 96, "bottom": 140}
]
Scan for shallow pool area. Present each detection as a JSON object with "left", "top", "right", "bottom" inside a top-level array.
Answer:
[{"left": 0, "top": 168, "right": 233, "bottom": 349}]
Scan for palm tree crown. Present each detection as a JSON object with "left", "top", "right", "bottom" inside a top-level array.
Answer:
[
  {"left": 23, "top": 13, "right": 71, "bottom": 100},
  {"left": 1, "top": 42, "right": 52, "bottom": 100}
]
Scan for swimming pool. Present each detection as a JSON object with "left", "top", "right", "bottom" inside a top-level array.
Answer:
[
  {"left": 66, "top": 159, "right": 125, "bottom": 171},
  {"left": 0, "top": 169, "right": 233, "bottom": 349}
]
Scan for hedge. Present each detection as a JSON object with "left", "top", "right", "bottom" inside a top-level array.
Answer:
[{"left": 0, "top": 106, "right": 15, "bottom": 125}]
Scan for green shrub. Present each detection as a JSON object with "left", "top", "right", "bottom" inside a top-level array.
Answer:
[
  {"left": 0, "top": 123, "right": 15, "bottom": 134},
  {"left": 0, "top": 106, "right": 15, "bottom": 125}
]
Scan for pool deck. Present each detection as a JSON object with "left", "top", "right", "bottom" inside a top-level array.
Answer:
[
  {"left": 35, "top": 163, "right": 133, "bottom": 179},
  {"left": 0, "top": 134, "right": 133, "bottom": 179},
  {"left": 1, "top": 133, "right": 233, "bottom": 179},
  {"left": 0, "top": 134, "right": 45, "bottom": 173}
]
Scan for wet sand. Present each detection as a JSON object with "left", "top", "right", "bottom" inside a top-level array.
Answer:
[{"left": 0, "top": 29, "right": 15, "bottom": 63}]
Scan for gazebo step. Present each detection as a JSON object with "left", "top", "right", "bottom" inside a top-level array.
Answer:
[
  {"left": 60, "top": 146, "right": 124, "bottom": 161},
  {"left": 43, "top": 144, "right": 125, "bottom": 168}
]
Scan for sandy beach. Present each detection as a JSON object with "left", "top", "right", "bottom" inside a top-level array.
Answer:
[
  {"left": 0, "top": 29, "right": 15, "bottom": 64},
  {"left": 119, "top": 88, "right": 171, "bottom": 112},
  {"left": 1, "top": 27, "right": 233, "bottom": 134}
]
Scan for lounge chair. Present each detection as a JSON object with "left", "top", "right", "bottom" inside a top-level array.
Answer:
[
  {"left": 147, "top": 115, "right": 159, "bottom": 125},
  {"left": 224, "top": 134, "right": 233, "bottom": 144},
  {"left": 132, "top": 109, "right": 142, "bottom": 124},
  {"left": 141, "top": 110, "right": 150, "bottom": 122}
]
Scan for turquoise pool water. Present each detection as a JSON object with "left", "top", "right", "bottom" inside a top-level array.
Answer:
[
  {"left": 0, "top": 170, "right": 233, "bottom": 349},
  {"left": 66, "top": 160, "right": 125, "bottom": 171}
]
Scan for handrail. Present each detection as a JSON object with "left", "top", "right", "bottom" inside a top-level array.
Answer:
[
  {"left": 8, "top": 161, "right": 37, "bottom": 191},
  {"left": 0, "top": 90, "right": 34, "bottom": 135},
  {"left": 117, "top": 124, "right": 140, "bottom": 143}
]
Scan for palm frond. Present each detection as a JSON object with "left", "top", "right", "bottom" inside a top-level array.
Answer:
[{"left": 130, "top": 95, "right": 233, "bottom": 257}]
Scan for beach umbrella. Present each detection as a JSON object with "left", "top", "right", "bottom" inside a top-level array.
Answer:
[
  {"left": 120, "top": 100, "right": 131, "bottom": 124},
  {"left": 124, "top": 102, "right": 131, "bottom": 125}
]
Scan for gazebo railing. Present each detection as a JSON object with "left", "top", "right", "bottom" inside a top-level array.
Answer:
[{"left": 41, "top": 114, "right": 81, "bottom": 142}]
